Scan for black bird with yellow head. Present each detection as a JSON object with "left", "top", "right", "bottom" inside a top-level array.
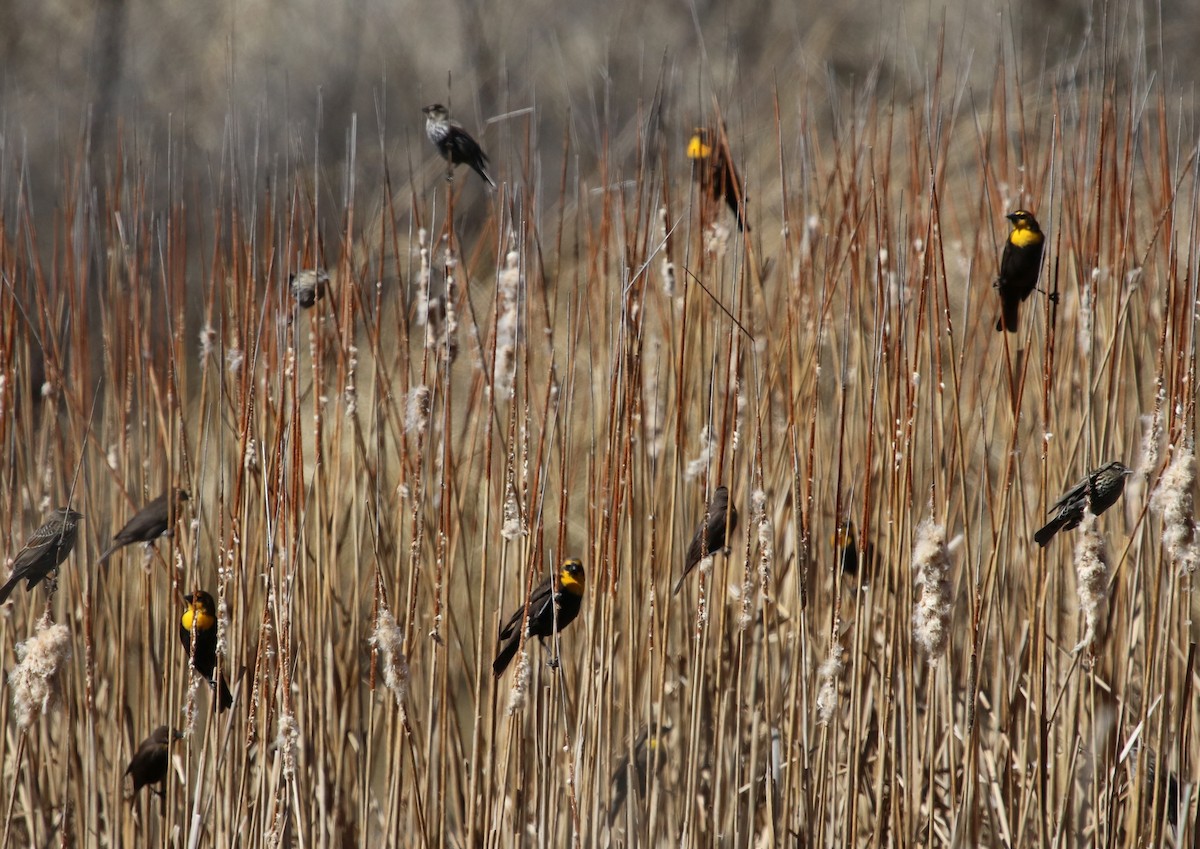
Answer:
[
  {"left": 493, "top": 558, "right": 586, "bottom": 677},
  {"left": 179, "top": 590, "right": 233, "bottom": 712},
  {"left": 687, "top": 128, "right": 747, "bottom": 231}
]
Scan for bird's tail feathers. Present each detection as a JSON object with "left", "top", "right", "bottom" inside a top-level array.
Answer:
[{"left": 492, "top": 638, "right": 519, "bottom": 677}]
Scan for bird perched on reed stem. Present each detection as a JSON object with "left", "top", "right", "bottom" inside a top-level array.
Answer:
[
  {"left": 98, "top": 490, "right": 189, "bottom": 566},
  {"left": 608, "top": 722, "right": 672, "bottom": 827},
  {"left": 180, "top": 591, "right": 234, "bottom": 711},
  {"left": 0, "top": 508, "right": 83, "bottom": 604},
  {"left": 686, "top": 128, "right": 747, "bottom": 231},
  {"left": 126, "top": 725, "right": 183, "bottom": 798},
  {"left": 1034, "top": 461, "right": 1132, "bottom": 546},
  {"left": 833, "top": 521, "right": 876, "bottom": 579},
  {"left": 673, "top": 486, "right": 738, "bottom": 595},
  {"left": 493, "top": 558, "right": 585, "bottom": 677},
  {"left": 423, "top": 103, "right": 496, "bottom": 188},
  {"left": 994, "top": 209, "right": 1045, "bottom": 332},
  {"left": 290, "top": 269, "right": 330, "bottom": 308}
]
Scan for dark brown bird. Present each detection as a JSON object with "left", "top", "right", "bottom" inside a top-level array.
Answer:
[
  {"left": 0, "top": 508, "right": 83, "bottom": 604},
  {"left": 687, "top": 128, "right": 747, "bottom": 231},
  {"left": 126, "top": 725, "right": 182, "bottom": 797},
  {"left": 673, "top": 486, "right": 738, "bottom": 595},
  {"left": 423, "top": 103, "right": 496, "bottom": 188},
  {"left": 833, "top": 521, "right": 876, "bottom": 579},
  {"left": 493, "top": 558, "right": 586, "bottom": 677},
  {"left": 179, "top": 591, "right": 233, "bottom": 712},
  {"left": 1034, "top": 461, "right": 1132, "bottom": 547},
  {"left": 290, "top": 268, "right": 330, "bottom": 309},
  {"left": 1137, "top": 747, "right": 1181, "bottom": 827},
  {"left": 98, "top": 490, "right": 189, "bottom": 566},
  {"left": 608, "top": 722, "right": 672, "bottom": 827},
  {"left": 994, "top": 209, "right": 1045, "bottom": 332}
]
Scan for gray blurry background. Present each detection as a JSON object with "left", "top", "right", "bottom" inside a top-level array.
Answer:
[{"left": 3, "top": 0, "right": 1190, "bottom": 201}]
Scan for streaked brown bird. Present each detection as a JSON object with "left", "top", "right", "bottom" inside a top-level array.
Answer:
[
  {"left": 98, "top": 490, "right": 189, "bottom": 566},
  {"left": 1034, "top": 460, "right": 1132, "bottom": 547},
  {"left": 290, "top": 268, "right": 330, "bottom": 309},
  {"left": 994, "top": 209, "right": 1045, "bottom": 332},
  {"left": 423, "top": 103, "right": 496, "bottom": 188},
  {"left": 687, "top": 128, "right": 747, "bottom": 231},
  {"left": 179, "top": 591, "right": 233, "bottom": 712},
  {"left": 0, "top": 508, "right": 83, "bottom": 604},
  {"left": 493, "top": 558, "right": 586, "bottom": 677},
  {"left": 126, "top": 725, "right": 182, "bottom": 798},
  {"left": 673, "top": 486, "right": 738, "bottom": 595},
  {"left": 608, "top": 722, "right": 672, "bottom": 827}
]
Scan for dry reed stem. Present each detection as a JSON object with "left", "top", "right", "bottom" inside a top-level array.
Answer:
[{"left": 0, "top": 24, "right": 1196, "bottom": 847}]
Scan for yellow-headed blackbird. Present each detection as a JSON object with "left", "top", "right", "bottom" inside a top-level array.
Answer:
[
  {"left": 1034, "top": 461, "right": 1132, "bottom": 547},
  {"left": 179, "top": 591, "right": 233, "bottom": 711},
  {"left": 126, "top": 725, "right": 182, "bottom": 797},
  {"left": 608, "top": 722, "right": 672, "bottom": 827},
  {"left": 423, "top": 103, "right": 496, "bottom": 188},
  {"left": 290, "top": 269, "right": 330, "bottom": 309},
  {"left": 833, "top": 521, "right": 876, "bottom": 578},
  {"left": 673, "top": 486, "right": 738, "bottom": 595},
  {"left": 98, "top": 490, "right": 189, "bottom": 566},
  {"left": 994, "top": 209, "right": 1045, "bottom": 332},
  {"left": 687, "top": 128, "right": 747, "bottom": 231},
  {"left": 0, "top": 508, "right": 83, "bottom": 604},
  {"left": 493, "top": 558, "right": 585, "bottom": 677}
]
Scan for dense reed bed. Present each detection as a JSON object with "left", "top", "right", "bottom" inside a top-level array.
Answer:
[{"left": 0, "top": 24, "right": 1196, "bottom": 849}]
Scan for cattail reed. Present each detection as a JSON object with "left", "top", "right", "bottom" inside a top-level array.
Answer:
[
  {"left": 753, "top": 488, "right": 774, "bottom": 591},
  {"left": 405, "top": 385, "right": 432, "bottom": 435},
  {"left": 505, "top": 651, "right": 530, "bottom": 716},
  {"left": 684, "top": 426, "right": 714, "bottom": 480},
  {"left": 1073, "top": 515, "right": 1110, "bottom": 652},
  {"left": 912, "top": 518, "right": 952, "bottom": 663},
  {"left": 8, "top": 614, "right": 72, "bottom": 730},
  {"left": 494, "top": 248, "right": 521, "bottom": 400},
  {"left": 370, "top": 607, "right": 410, "bottom": 712},
  {"left": 1150, "top": 447, "right": 1198, "bottom": 572},
  {"left": 816, "top": 647, "right": 842, "bottom": 725}
]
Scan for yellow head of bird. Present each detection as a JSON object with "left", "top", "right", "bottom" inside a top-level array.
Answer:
[
  {"left": 181, "top": 591, "right": 218, "bottom": 632},
  {"left": 1005, "top": 210, "right": 1043, "bottom": 247},
  {"left": 686, "top": 129, "right": 712, "bottom": 160},
  {"left": 559, "top": 558, "right": 586, "bottom": 595}
]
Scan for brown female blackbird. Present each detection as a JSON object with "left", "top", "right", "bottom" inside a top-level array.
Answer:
[
  {"left": 1034, "top": 461, "right": 1132, "bottom": 546},
  {"left": 98, "top": 490, "right": 189, "bottom": 566},
  {"left": 423, "top": 103, "right": 496, "bottom": 188},
  {"left": 0, "top": 508, "right": 83, "bottom": 603},
  {"left": 126, "top": 725, "right": 182, "bottom": 797},
  {"left": 290, "top": 269, "right": 330, "bottom": 308},
  {"left": 673, "top": 486, "right": 738, "bottom": 595}
]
